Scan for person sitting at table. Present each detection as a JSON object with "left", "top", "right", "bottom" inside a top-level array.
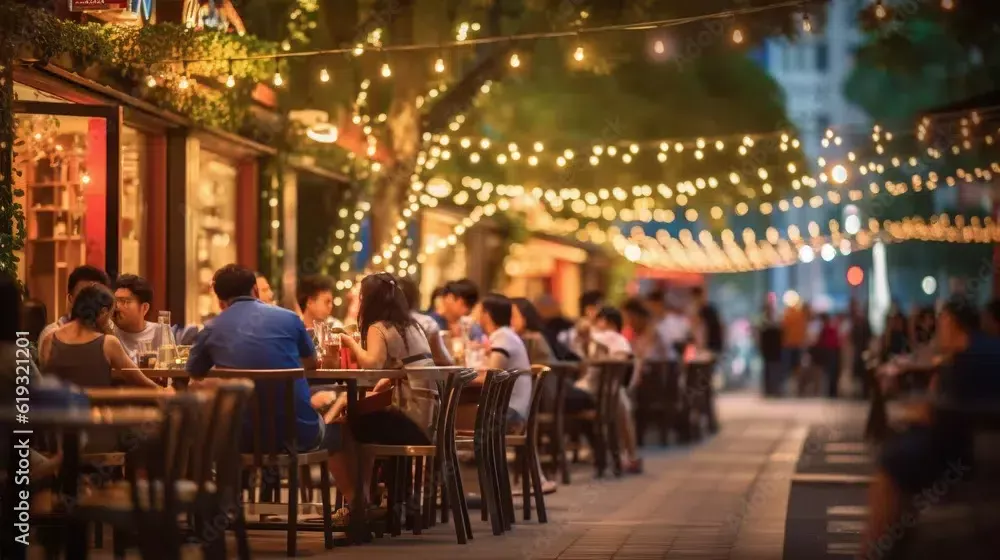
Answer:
[
  {"left": 111, "top": 274, "right": 159, "bottom": 358},
  {"left": 862, "top": 298, "right": 1000, "bottom": 556},
  {"left": 38, "top": 284, "right": 161, "bottom": 391},
  {"left": 334, "top": 272, "right": 441, "bottom": 521},
  {"left": 462, "top": 293, "right": 534, "bottom": 434},
  {"left": 398, "top": 274, "right": 454, "bottom": 366},
  {"left": 185, "top": 265, "right": 358, "bottom": 518},
  {"left": 255, "top": 271, "right": 276, "bottom": 305},
  {"left": 440, "top": 278, "right": 484, "bottom": 341},
  {"left": 298, "top": 274, "right": 338, "bottom": 330},
  {"left": 38, "top": 265, "right": 111, "bottom": 343},
  {"left": 511, "top": 297, "right": 556, "bottom": 365},
  {"left": 569, "top": 305, "right": 644, "bottom": 474}
]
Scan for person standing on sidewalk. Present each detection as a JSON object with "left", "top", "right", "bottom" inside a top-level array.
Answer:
[{"left": 757, "top": 303, "right": 784, "bottom": 397}]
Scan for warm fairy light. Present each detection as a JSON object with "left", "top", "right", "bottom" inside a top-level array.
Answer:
[
  {"left": 534, "top": 141, "right": 544, "bottom": 152},
  {"left": 801, "top": 13, "right": 812, "bottom": 33},
  {"left": 875, "top": 1, "right": 887, "bottom": 19},
  {"left": 178, "top": 74, "right": 190, "bottom": 90},
  {"left": 831, "top": 164, "right": 849, "bottom": 184},
  {"left": 732, "top": 28, "right": 744, "bottom": 44},
  {"left": 381, "top": 63, "right": 392, "bottom": 78},
  {"left": 509, "top": 53, "right": 521, "bottom": 68},
  {"left": 273, "top": 72, "right": 284, "bottom": 87},
  {"left": 145, "top": 75, "right": 157, "bottom": 88},
  {"left": 319, "top": 68, "right": 330, "bottom": 82},
  {"left": 941, "top": 0, "right": 954, "bottom": 10},
  {"left": 225, "top": 73, "right": 236, "bottom": 88},
  {"left": 574, "top": 46, "right": 585, "bottom": 62},
  {"left": 434, "top": 58, "right": 445, "bottom": 73},
  {"left": 654, "top": 40, "right": 665, "bottom": 54}
]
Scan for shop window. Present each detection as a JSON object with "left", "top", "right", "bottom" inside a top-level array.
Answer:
[
  {"left": 119, "top": 126, "right": 147, "bottom": 276},
  {"left": 187, "top": 151, "right": 237, "bottom": 324},
  {"left": 14, "top": 114, "right": 108, "bottom": 323}
]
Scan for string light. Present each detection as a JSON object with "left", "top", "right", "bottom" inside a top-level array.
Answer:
[
  {"left": 273, "top": 72, "right": 284, "bottom": 87},
  {"left": 380, "top": 63, "right": 392, "bottom": 78},
  {"left": 731, "top": 27, "right": 744, "bottom": 44},
  {"left": 573, "top": 46, "right": 585, "bottom": 62},
  {"left": 319, "top": 68, "right": 330, "bottom": 82},
  {"left": 801, "top": 12, "right": 812, "bottom": 33},
  {"left": 225, "top": 60, "right": 236, "bottom": 88},
  {"left": 941, "top": 0, "right": 954, "bottom": 9},
  {"left": 509, "top": 53, "right": 521, "bottom": 68},
  {"left": 145, "top": 75, "right": 157, "bottom": 88},
  {"left": 434, "top": 58, "right": 445, "bottom": 73},
  {"left": 875, "top": 0, "right": 887, "bottom": 19},
  {"left": 178, "top": 73, "right": 190, "bottom": 90}
]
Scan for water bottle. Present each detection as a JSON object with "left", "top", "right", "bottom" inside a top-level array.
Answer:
[{"left": 155, "top": 310, "right": 178, "bottom": 370}]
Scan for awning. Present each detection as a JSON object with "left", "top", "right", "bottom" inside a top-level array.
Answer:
[{"left": 632, "top": 266, "right": 704, "bottom": 286}]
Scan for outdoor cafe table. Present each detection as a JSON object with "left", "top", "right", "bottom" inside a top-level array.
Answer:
[
  {"left": 1, "top": 407, "right": 162, "bottom": 559},
  {"left": 140, "top": 366, "right": 468, "bottom": 545}
]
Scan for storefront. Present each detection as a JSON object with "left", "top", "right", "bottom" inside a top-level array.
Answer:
[
  {"left": 11, "top": 65, "right": 268, "bottom": 325},
  {"left": 418, "top": 208, "right": 470, "bottom": 309},
  {"left": 501, "top": 236, "right": 594, "bottom": 319}
]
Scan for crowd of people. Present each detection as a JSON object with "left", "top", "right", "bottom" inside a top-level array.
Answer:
[
  {"left": 756, "top": 296, "right": 1000, "bottom": 399},
  {"left": 2, "top": 264, "right": 724, "bottom": 526}
]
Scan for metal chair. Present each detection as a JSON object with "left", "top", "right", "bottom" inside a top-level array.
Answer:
[
  {"left": 456, "top": 370, "right": 511, "bottom": 536},
  {"left": 360, "top": 368, "right": 477, "bottom": 543},
  {"left": 506, "top": 365, "right": 550, "bottom": 523}
]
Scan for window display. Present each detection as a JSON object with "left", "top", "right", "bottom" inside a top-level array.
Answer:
[
  {"left": 119, "top": 126, "right": 147, "bottom": 275},
  {"left": 187, "top": 150, "right": 237, "bottom": 324}
]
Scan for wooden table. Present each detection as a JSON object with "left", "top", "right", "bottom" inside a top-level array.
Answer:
[
  {"left": 83, "top": 387, "right": 183, "bottom": 406},
  {"left": 0, "top": 407, "right": 162, "bottom": 559}
]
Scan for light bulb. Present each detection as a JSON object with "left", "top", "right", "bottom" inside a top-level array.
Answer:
[
  {"left": 509, "top": 53, "right": 520, "bottom": 68},
  {"left": 802, "top": 13, "right": 812, "bottom": 33},
  {"left": 145, "top": 75, "right": 156, "bottom": 88},
  {"left": 875, "top": 1, "right": 886, "bottom": 19},
  {"left": 178, "top": 74, "right": 190, "bottom": 90},
  {"left": 653, "top": 40, "right": 665, "bottom": 54},
  {"left": 225, "top": 74, "right": 235, "bottom": 88},
  {"left": 319, "top": 68, "right": 330, "bottom": 82},
  {"left": 381, "top": 63, "right": 391, "bottom": 78},
  {"left": 573, "top": 46, "right": 584, "bottom": 62},
  {"left": 732, "top": 28, "right": 744, "bottom": 44},
  {"left": 434, "top": 58, "right": 445, "bottom": 73},
  {"left": 941, "top": 0, "right": 954, "bottom": 9},
  {"left": 273, "top": 72, "right": 284, "bottom": 87}
]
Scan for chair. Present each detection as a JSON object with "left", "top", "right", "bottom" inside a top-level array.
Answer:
[
  {"left": 682, "top": 360, "right": 718, "bottom": 440},
  {"left": 591, "top": 361, "right": 631, "bottom": 478},
  {"left": 456, "top": 370, "right": 511, "bottom": 536},
  {"left": 222, "top": 369, "right": 334, "bottom": 557},
  {"left": 188, "top": 380, "right": 256, "bottom": 559},
  {"left": 506, "top": 365, "right": 550, "bottom": 523},
  {"left": 75, "top": 393, "right": 205, "bottom": 559},
  {"left": 538, "top": 362, "right": 576, "bottom": 485},
  {"left": 360, "top": 368, "right": 477, "bottom": 544},
  {"left": 633, "top": 360, "right": 681, "bottom": 447}
]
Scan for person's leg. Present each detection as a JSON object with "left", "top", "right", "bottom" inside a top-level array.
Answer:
[
  {"left": 617, "top": 390, "right": 641, "bottom": 470},
  {"left": 323, "top": 425, "right": 357, "bottom": 504}
]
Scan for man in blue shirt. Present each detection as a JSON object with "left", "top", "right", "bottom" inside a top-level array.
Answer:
[{"left": 186, "top": 264, "right": 357, "bottom": 516}]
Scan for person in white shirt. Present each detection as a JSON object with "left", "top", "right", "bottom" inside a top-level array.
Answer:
[
  {"left": 568, "top": 306, "right": 643, "bottom": 474},
  {"left": 645, "top": 290, "right": 690, "bottom": 359},
  {"left": 471, "top": 293, "right": 533, "bottom": 431}
]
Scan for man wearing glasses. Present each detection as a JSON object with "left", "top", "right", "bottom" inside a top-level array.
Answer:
[{"left": 112, "top": 274, "right": 160, "bottom": 358}]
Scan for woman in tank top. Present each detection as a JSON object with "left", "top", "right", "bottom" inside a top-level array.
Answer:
[
  {"left": 339, "top": 272, "right": 439, "bottom": 445},
  {"left": 38, "top": 284, "right": 162, "bottom": 389}
]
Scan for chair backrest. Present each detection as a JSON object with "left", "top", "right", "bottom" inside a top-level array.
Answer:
[
  {"left": 435, "top": 368, "right": 477, "bottom": 456},
  {"left": 190, "top": 380, "right": 255, "bottom": 504},
  {"left": 525, "top": 366, "right": 551, "bottom": 442},
  {"left": 475, "top": 370, "right": 510, "bottom": 451},
  {"left": 210, "top": 368, "right": 305, "bottom": 465},
  {"left": 593, "top": 360, "right": 631, "bottom": 416},
  {"left": 125, "top": 393, "right": 203, "bottom": 513}
]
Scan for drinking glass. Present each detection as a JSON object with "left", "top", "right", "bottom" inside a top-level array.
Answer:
[{"left": 137, "top": 340, "right": 156, "bottom": 368}]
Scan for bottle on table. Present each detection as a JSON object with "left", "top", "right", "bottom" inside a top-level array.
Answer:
[{"left": 155, "top": 311, "right": 178, "bottom": 370}]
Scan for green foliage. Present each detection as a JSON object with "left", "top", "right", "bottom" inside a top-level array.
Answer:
[
  {"left": 1, "top": 3, "right": 280, "bottom": 132},
  {"left": 0, "top": 58, "right": 23, "bottom": 283}
]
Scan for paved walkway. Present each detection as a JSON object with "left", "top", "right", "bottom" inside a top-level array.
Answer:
[{"left": 235, "top": 394, "right": 869, "bottom": 559}]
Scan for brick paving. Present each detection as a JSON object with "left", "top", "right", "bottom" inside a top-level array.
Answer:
[{"left": 89, "top": 394, "right": 867, "bottom": 559}]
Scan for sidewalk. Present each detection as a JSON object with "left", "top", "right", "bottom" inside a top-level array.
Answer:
[{"left": 237, "top": 394, "right": 867, "bottom": 559}]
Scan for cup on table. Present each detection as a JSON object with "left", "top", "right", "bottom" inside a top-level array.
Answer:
[{"left": 137, "top": 341, "right": 157, "bottom": 368}]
